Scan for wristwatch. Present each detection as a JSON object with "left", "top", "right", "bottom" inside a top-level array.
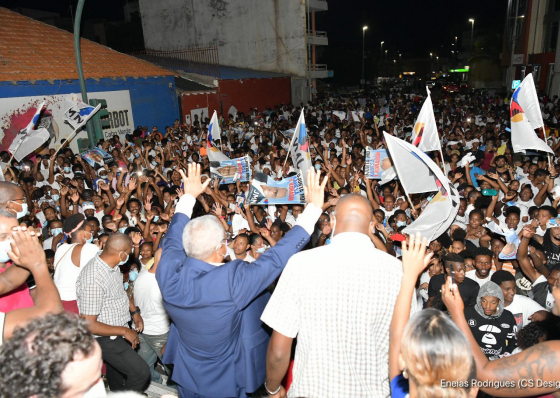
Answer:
[{"left": 130, "top": 306, "right": 141, "bottom": 316}]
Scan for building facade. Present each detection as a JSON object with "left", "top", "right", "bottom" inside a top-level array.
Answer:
[{"left": 138, "top": 0, "right": 332, "bottom": 105}]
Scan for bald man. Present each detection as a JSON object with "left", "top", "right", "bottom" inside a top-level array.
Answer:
[
  {"left": 76, "top": 233, "right": 150, "bottom": 392},
  {"left": 261, "top": 194, "right": 408, "bottom": 397},
  {"left": 0, "top": 181, "right": 28, "bottom": 219}
]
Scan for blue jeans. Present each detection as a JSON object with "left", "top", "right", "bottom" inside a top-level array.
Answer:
[{"left": 137, "top": 332, "right": 170, "bottom": 383}]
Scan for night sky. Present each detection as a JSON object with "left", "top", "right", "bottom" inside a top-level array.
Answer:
[{"left": 1, "top": 0, "right": 506, "bottom": 83}]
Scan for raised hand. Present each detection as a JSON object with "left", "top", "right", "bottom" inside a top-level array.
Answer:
[
  {"left": 70, "top": 192, "right": 80, "bottom": 203},
  {"left": 401, "top": 232, "right": 433, "bottom": 278},
  {"left": 144, "top": 199, "right": 152, "bottom": 212},
  {"left": 179, "top": 163, "right": 210, "bottom": 198},
  {"left": 304, "top": 169, "right": 328, "bottom": 209},
  {"left": 60, "top": 186, "right": 69, "bottom": 197},
  {"left": 116, "top": 196, "right": 125, "bottom": 208},
  {"left": 128, "top": 178, "right": 137, "bottom": 191},
  {"left": 7, "top": 226, "right": 46, "bottom": 272},
  {"left": 131, "top": 231, "right": 142, "bottom": 245}
]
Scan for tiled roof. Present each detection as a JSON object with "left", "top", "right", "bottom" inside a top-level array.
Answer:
[{"left": 0, "top": 7, "right": 175, "bottom": 83}]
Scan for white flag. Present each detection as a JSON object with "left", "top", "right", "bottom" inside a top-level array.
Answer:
[
  {"left": 383, "top": 132, "right": 458, "bottom": 241},
  {"left": 403, "top": 184, "right": 460, "bottom": 242},
  {"left": 411, "top": 87, "right": 440, "bottom": 152},
  {"left": 9, "top": 101, "right": 50, "bottom": 162},
  {"left": 383, "top": 132, "right": 441, "bottom": 194},
  {"left": 289, "top": 111, "right": 312, "bottom": 183},
  {"left": 64, "top": 101, "right": 101, "bottom": 130},
  {"left": 9, "top": 128, "right": 50, "bottom": 162},
  {"left": 207, "top": 111, "right": 229, "bottom": 162},
  {"left": 511, "top": 74, "right": 553, "bottom": 154}
]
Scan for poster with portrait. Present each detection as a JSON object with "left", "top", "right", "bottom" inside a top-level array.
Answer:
[
  {"left": 365, "top": 148, "right": 390, "bottom": 179},
  {"left": 210, "top": 155, "right": 252, "bottom": 185},
  {"left": 246, "top": 171, "right": 305, "bottom": 205},
  {"left": 81, "top": 148, "right": 113, "bottom": 169}
]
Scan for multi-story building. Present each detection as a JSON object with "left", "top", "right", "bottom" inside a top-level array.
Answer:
[
  {"left": 503, "top": 0, "right": 560, "bottom": 95},
  {"left": 138, "top": 0, "right": 332, "bottom": 106}
]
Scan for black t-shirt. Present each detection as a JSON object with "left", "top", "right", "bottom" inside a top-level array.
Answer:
[
  {"left": 428, "top": 274, "right": 480, "bottom": 306},
  {"left": 541, "top": 231, "right": 560, "bottom": 271},
  {"left": 464, "top": 306, "right": 518, "bottom": 359}
]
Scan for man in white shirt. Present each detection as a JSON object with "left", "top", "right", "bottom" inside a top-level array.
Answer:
[
  {"left": 227, "top": 233, "right": 255, "bottom": 263},
  {"left": 466, "top": 247, "right": 495, "bottom": 287},
  {"left": 262, "top": 194, "right": 406, "bottom": 397},
  {"left": 135, "top": 250, "right": 171, "bottom": 383},
  {"left": 491, "top": 271, "right": 548, "bottom": 329}
]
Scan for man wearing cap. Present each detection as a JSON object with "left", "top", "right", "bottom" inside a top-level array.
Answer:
[{"left": 53, "top": 214, "right": 99, "bottom": 314}]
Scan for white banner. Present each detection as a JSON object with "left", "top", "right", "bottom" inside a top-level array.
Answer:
[{"left": 0, "top": 91, "right": 134, "bottom": 154}]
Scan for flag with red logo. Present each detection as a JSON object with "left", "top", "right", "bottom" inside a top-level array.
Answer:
[{"left": 411, "top": 87, "right": 440, "bottom": 152}]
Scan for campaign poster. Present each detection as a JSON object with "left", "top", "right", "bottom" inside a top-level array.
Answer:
[
  {"left": 246, "top": 172, "right": 306, "bottom": 205},
  {"left": 0, "top": 91, "right": 134, "bottom": 155},
  {"left": 81, "top": 148, "right": 113, "bottom": 169},
  {"left": 210, "top": 155, "right": 252, "bottom": 185},
  {"left": 365, "top": 148, "right": 390, "bottom": 179}
]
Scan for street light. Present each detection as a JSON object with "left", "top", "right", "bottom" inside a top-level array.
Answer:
[
  {"left": 381, "top": 41, "right": 384, "bottom": 55},
  {"left": 469, "top": 19, "right": 475, "bottom": 51},
  {"left": 362, "top": 26, "right": 368, "bottom": 87},
  {"left": 430, "top": 52, "right": 433, "bottom": 58},
  {"left": 385, "top": 49, "right": 388, "bottom": 58}
]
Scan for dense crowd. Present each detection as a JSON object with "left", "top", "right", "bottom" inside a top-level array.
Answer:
[{"left": 1, "top": 86, "right": 560, "bottom": 397}]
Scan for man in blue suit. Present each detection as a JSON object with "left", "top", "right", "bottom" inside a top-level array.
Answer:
[{"left": 157, "top": 163, "right": 327, "bottom": 398}]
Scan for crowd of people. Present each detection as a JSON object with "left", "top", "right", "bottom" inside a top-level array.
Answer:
[{"left": 2, "top": 86, "right": 560, "bottom": 397}]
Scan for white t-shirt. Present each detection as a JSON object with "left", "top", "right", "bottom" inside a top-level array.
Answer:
[
  {"left": 466, "top": 269, "right": 495, "bottom": 287},
  {"left": 53, "top": 243, "right": 100, "bottom": 301},
  {"left": 134, "top": 270, "right": 170, "bottom": 335},
  {"left": 505, "top": 294, "right": 546, "bottom": 329}
]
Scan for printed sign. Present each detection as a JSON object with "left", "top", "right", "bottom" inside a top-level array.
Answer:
[
  {"left": 81, "top": 148, "right": 113, "bottom": 169},
  {"left": 210, "top": 155, "right": 252, "bottom": 185},
  {"left": 246, "top": 172, "right": 306, "bottom": 205},
  {"left": 365, "top": 148, "right": 390, "bottom": 179}
]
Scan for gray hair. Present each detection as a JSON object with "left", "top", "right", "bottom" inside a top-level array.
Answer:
[
  {"left": 182, "top": 215, "right": 225, "bottom": 260},
  {"left": 0, "top": 209, "right": 16, "bottom": 219}
]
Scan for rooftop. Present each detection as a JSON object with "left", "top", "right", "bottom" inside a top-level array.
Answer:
[{"left": 0, "top": 7, "right": 174, "bottom": 83}]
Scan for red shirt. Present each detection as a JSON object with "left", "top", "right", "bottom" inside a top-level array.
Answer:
[{"left": 0, "top": 264, "right": 33, "bottom": 312}]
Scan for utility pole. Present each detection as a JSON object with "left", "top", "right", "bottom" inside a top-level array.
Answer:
[
  {"left": 509, "top": 0, "right": 519, "bottom": 90},
  {"left": 74, "top": 0, "right": 96, "bottom": 149}
]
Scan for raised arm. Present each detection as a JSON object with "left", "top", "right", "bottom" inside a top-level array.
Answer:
[
  {"left": 157, "top": 163, "right": 210, "bottom": 293},
  {"left": 389, "top": 234, "right": 432, "bottom": 379}
]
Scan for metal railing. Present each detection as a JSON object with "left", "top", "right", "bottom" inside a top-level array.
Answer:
[{"left": 130, "top": 46, "right": 221, "bottom": 79}]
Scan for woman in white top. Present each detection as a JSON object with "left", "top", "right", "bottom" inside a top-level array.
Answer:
[{"left": 53, "top": 214, "right": 99, "bottom": 314}]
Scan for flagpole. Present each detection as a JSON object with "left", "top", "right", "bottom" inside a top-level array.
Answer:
[
  {"left": 405, "top": 192, "right": 415, "bottom": 211},
  {"left": 53, "top": 126, "right": 81, "bottom": 158},
  {"left": 282, "top": 131, "right": 297, "bottom": 170},
  {"left": 438, "top": 147, "right": 446, "bottom": 174}
]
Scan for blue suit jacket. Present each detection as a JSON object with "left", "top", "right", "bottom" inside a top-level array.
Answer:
[{"left": 157, "top": 212, "right": 310, "bottom": 397}]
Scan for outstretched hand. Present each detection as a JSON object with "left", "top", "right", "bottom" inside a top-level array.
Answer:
[
  {"left": 401, "top": 232, "right": 432, "bottom": 279},
  {"left": 304, "top": 168, "right": 328, "bottom": 209},
  {"left": 179, "top": 163, "right": 211, "bottom": 198}
]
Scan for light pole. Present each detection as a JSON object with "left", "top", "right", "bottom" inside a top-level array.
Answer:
[
  {"left": 380, "top": 41, "right": 384, "bottom": 56},
  {"left": 362, "top": 26, "right": 368, "bottom": 87},
  {"left": 469, "top": 19, "right": 475, "bottom": 51},
  {"left": 385, "top": 49, "right": 388, "bottom": 59}
]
